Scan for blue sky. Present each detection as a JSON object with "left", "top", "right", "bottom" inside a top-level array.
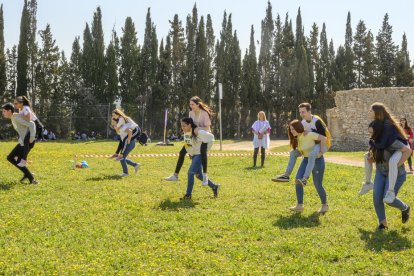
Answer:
[{"left": 2, "top": 0, "right": 414, "bottom": 60}]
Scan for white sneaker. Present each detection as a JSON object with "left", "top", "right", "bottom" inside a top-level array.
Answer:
[
  {"left": 202, "top": 173, "right": 208, "bottom": 186},
  {"left": 134, "top": 163, "right": 140, "bottom": 174},
  {"left": 17, "top": 160, "right": 27, "bottom": 167},
  {"left": 358, "top": 182, "right": 374, "bottom": 195},
  {"left": 120, "top": 173, "right": 129, "bottom": 177},
  {"left": 164, "top": 174, "right": 178, "bottom": 181},
  {"left": 318, "top": 204, "right": 329, "bottom": 214},
  {"left": 383, "top": 190, "right": 396, "bottom": 203},
  {"left": 289, "top": 204, "right": 304, "bottom": 212}
]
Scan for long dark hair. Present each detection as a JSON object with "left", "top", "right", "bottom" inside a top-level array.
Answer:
[
  {"left": 369, "top": 120, "right": 385, "bottom": 163},
  {"left": 400, "top": 117, "right": 410, "bottom": 131},
  {"left": 181, "top": 117, "right": 198, "bottom": 138},
  {"left": 190, "top": 96, "right": 214, "bottom": 118},
  {"left": 371, "top": 102, "right": 406, "bottom": 139},
  {"left": 288, "top": 119, "right": 304, "bottom": 149}
]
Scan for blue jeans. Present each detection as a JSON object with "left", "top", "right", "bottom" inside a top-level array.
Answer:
[
  {"left": 295, "top": 156, "right": 327, "bottom": 205},
  {"left": 120, "top": 139, "right": 138, "bottom": 174},
  {"left": 373, "top": 170, "right": 408, "bottom": 223},
  {"left": 186, "top": 155, "right": 218, "bottom": 196},
  {"left": 286, "top": 144, "right": 326, "bottom": 179}
]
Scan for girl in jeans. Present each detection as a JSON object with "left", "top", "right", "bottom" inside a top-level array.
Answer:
[
  {"left": 179, "top": 117, "right": 220, "bottom": 200},
  {"left": 111, "top": 109, "right": 140, "bottom": 177},
  {"left": 164, "top": 96, "right": 214, "bottom": 186},
  {"left": 287, "top": 120, "right": 328, "bottom": 214}
]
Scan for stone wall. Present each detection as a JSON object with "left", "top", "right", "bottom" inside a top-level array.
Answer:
[{"left": 326, "top": 87, "right": 414, "bottom": 151}]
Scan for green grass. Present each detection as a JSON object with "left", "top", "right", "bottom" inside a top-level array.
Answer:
[{"left": 0, "top": 141, "right": 413, "bottom": 274}]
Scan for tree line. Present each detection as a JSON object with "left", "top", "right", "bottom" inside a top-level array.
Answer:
[{"left": 0, "top": 1, "right": 413, "bottom": 139}]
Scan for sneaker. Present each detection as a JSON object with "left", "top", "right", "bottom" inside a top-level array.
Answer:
[
  {"left": 289, "top": 204, "right": 304, "bottom": 212},
  {"left": 297, "top": 178, "right": 308, "bottom": 187},
  {"left": 383, "top": 190, "right": 396, "bottom": 204},
  {"left": 17, "top": 160, "right": 27, "bottom": 167},
  {"left": 272, "top": 174, "right": 290, "bottom": 182},
  {"left": 358, "top": 182, "right": 374, "bottom": 195},
  {"left": 120, "top": 173, "right": 129, "bottom": 177},
  {"left": 115, "top": 156, "right": 123, "bottom": 161},
  {"left": 134, "top": 163, "right": 140, "bottom": 174},
  {"left": 202, "top": 173, "right": 208, "bottom": 186},
  {"left": 402, "top": 206, "right": 410, "bottom": 224},
  {"left": 29, "top": 178, "right": 39, "bottom": 185},
  {"left": 212, "top": 184, "right": 220, "bottom": 198},
  {"left": 318, "top": 204, "right": 329, "bottom": 214},
  {"left": 180, "top": 194, "right": 192, "bottom": 201},
  {"left": 164, "top": 174, "right": 178, "bottom": 181},
  {"left": 109, "top": 154, "right": 118, "bottom": 159},
  {"left": 377, "top": 223, "right": 388, "bottom": 231}
]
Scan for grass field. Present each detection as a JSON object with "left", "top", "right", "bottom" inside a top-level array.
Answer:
[{"left": 0, "top": 140, "right": 413, "bottom": 274}]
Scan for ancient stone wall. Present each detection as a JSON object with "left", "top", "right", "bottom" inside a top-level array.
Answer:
[{"left": 326, "top": 87, "right": 414, "bottom": 151}]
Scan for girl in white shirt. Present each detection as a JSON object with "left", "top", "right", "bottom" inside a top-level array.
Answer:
[
  {"left": 13, "top": 96, "right": 38, "bottom": 167},
  {"left": 251, "top": 111, "right": 271, "bottom": 167},
  {"left": 110, "top": 109, "right": 140, "bottom": 176}
]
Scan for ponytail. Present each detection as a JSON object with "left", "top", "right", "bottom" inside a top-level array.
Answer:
[{"left": 181, "top": 117, "right": 197, "bottom": 138}]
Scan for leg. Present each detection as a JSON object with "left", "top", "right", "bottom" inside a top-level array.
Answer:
[
  {"left": 186, "top": 155, "right": 202, "bottom": 197},
  {"left": 7, "top": 143, "right": 34, "bottom": 181},
  {"left": 373, "top": 171, "right": 387, "bottom": 224},
  {"left": 285, "top": 149, "right": 302, "bottom": 176},
  {"left": 311, "top": 156, "right": 327, "bottom": 204},
  {"left": 383, "top": 151, "right": 402, "bottom": 203},
  {"left": 303, "top": 144, "right": 321, "bottom": 180},
  {"left": 294, "top": 158, "right": 308, "bottom": 204},
  {"left": 120, "top": 141, "right": 136, "bottom": 174},
  {"left": 253, "top": 147, "right": 259, "bottom": 167},
  {"left": 174, "top": 146, "right": 187, "bottom": 175},
  {"left": 359, "top": 152, "right": 374, "bottom": 195},
  {"left": 407, "top": 156, "right": 412, "bottom": 171},
  {"left": 200, "top": 142, "right": 208, "bottom": 173},
  {"left": 260, "top": 147, "right": 265, "bottom": 167}
]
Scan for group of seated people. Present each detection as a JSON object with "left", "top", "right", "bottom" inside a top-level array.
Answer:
[{"left": 73, "top": 131, "right": 97, "bottom": 141}]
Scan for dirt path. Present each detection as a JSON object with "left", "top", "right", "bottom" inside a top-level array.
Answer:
[{"left": 212, "top": 140, "right": 365, "bottom": 167}]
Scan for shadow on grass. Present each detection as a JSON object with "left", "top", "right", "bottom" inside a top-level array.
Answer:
[
  {"left": 158, "top": 198, "right": 198, "bottom": 211},
  {"left": 358, "top": 228, "right": 412, "bottom": 252},
  {"left": 86, "top": 174, "right": 122, "bottom": 181},
  {"left": 0, "top": 181, "right": 18, "bottom": 190},
  {"left": 244, "top": 166, "right": 263, "bottom": 170},
  {"left": 273, "top": 212, "right": 321, "bottom": 229}
]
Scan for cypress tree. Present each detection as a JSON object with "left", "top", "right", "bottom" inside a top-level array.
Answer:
[
  {"left": 344, "top": 12, "right": 355, "bottom": 89},
  {"left": 353, "top": 20, "right": 367, "bottom": 87},
  {"left": 91, "top": 7, "right": 105, "bottom": 102},
  {"left": 16, "top": 0, "right": 30, "bottom": 96},
  {"left": 0, "top": 4, "right": 6, "bottom": 101},
  {"left": 395, "top": 33, "right": 413, "bottom": 86},
  {"left": 5, "top": 46, "right": 18, "bottom": 101}
]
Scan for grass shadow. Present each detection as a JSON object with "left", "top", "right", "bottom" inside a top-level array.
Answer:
[
  {"left": 273, "top": 212, "right": 321, "bottom": 229},
  {"left": 244, "top": 166, "right": 262, "bottom": 170},
  {"left": 86, "top": 174, "right": 122, "bottom": 181},
  {"left": 0, "top": 181, "right": 18, "bottom": 190},
  {"left": 358, "top": 228, "right": 412, "bottom": 252},
  {"left": 158, "top": 198, "right": 198, "bottom": 211}
]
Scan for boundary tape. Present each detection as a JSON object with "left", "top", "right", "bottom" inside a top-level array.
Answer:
[{"left": 78, "top": 152, "right": 290, "bottom": 158}]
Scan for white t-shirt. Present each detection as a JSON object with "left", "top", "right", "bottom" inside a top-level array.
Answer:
[
  {"left": 184, "top": 130, "right": 214, "bottom": 156},
  {"left": 117, "top": 117, "right": 138, "bottom": 140},
  {"left": 20, "top": 106, "right": 38, "bottom": 121}
]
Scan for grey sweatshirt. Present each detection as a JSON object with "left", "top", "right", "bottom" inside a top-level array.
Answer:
[{"left": 11, "top": 113, "right": 36, "bottom": 146}]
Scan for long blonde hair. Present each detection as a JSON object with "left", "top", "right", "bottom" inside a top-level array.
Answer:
[
  {"left": 112, "top": 109, "right": 131, "bottom": 124},
  {"left": 257, "top": 111, "right": 266, "bottom": 121}
]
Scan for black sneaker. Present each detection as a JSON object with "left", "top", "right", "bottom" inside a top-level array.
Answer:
[
  {"left": 212, "top": 184, "right": 220, "bottom": 198},
  {"left": 402, "top": 206, "right": 410, "bottom": 224},
  {"left": 29, "top": 179, "right": 39, "bottom": 185},
  {"left": 180, "top": 195, "right": 192, "bottom": 201},
  {"left": 272, "top": 174, "right": 289, "bottom": 182},
  {"left": 377, "top": 223, "right": 388, "bottom": 231}
]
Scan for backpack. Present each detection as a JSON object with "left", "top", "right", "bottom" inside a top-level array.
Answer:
[
  {"left": 312, "top": 115, "right": 332, "bottom": 149},
  {"left": 136, "top": 128, "right": 149, "bottom": 146}
]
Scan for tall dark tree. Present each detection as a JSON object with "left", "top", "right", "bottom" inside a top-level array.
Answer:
[
  {"left": 27, "top": 0, "right": 37, "bottom": 103},
  {"left": 16, "top": 0, "right": 30, "bottom": 97},
  {"left": 0, "top": 4, "right": 6, "bottom": 101},
  {"left": 119, "top": 17, "right": 140, "bottom": 106},
  {"left": 258, "top": 1, "right": 274, "bottom": 114},
  {"left": 5, "top": 46, "right": 18, "bottom": 101},
  {"left": 395, "top": 33, "right": 414, "bottom": 86},
  {"left": 343, "top": 11, "right": 355, "bottom": 89},
  {"left": 91, "top": 7, "right": 106, "bottom": 102},
  {"left": 353, "top": 20, "right": 367, "bottom": 87},
  {"left": 205, "top": 14, "right": 215, "bottom": 105},
  {"left": 194, "top": 16, "right": 209, "bottom": 100},
  {"left": 104, "top": 30, "right": 119, "bottom": 104},
  {"left": 375, "top": 13, "right": 397, "bottom": 86}
]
